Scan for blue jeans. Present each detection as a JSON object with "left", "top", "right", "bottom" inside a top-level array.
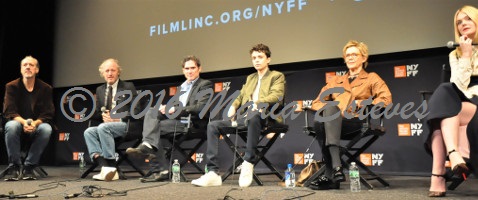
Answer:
[
  {"left": 4, "top": 120, "right": 52, "bottom": 166},
  {"left": 84, "top": 122, "right": 127, "bottom": 161}
]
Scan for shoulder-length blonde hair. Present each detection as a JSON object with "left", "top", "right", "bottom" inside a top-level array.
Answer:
[{"left": 454, "top": 5, "right": 478, "bottom": 57}]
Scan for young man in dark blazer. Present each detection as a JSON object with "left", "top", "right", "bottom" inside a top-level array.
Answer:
[
  {"left": 84, "top": 58, "right": 141, "bottom": 181},
  {"left": 3, "top": 56, "right": 54, "bottom": 181},
  {"left": 126, "top": 55, "right": 213, "bottom": 182}
]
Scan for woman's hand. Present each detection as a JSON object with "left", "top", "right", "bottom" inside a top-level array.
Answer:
[{"left": 459, "top": 35, "right": 473, "bottom": 58}]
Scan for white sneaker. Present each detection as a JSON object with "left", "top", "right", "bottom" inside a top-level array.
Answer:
[
  {"left": 239, "top": 161, "right": 254, "bottom": 187},
  {"left": 93, "top": 166, "right": 119, "bottom": 181},
  {"left": 191, "top": 171, "right": 222, "bottom": 187}
]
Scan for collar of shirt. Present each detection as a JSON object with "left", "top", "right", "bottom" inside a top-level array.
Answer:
[{"left": 179, "top": 78, "right": 198, "bottom": 106}]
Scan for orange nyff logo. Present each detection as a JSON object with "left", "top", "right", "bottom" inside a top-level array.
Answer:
[
  {"left": 214, "top": 82, "right": 223, "bottom": 93},
  {"left": 325, "top": 72, "right": 336, "bottom": 83},
  {"left": 397, "top": 123, "right": 411, "bottom": 136},
  {"left": 360, "top": 153, "right": 372, "bottom": 166},
  {"left": 294, "top": 153, "right": 305, "bottom": 165},
  {"left": 169, "top": 86, "right": 177, "bottom": 96},
  {"left": 394, "top": 66, "right": 407, "bottom": 78},
  {"left": 58, "top": 132, "right": 69, "bottom": 141},
  {"left": 191, "top": 153, "right": 204, "bottom": 163},
  {"left": 72, "top": 152, "right": 84, "bottom": 161}
]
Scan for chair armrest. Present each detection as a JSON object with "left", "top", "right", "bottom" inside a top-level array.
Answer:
[
  {"left": 301, "top": 108, "right": 316, "bottom": 135},
  {"left": 363, "top": 105, "right": 386, "bottom": 133},
  {"left": 418, "top": 90, "right": 433, "bottom": 102}
]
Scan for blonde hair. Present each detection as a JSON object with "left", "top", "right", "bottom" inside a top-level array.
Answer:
[
  {"left": 342, "top": 40, "right": 369, "bottom": 69},
  {"left": 98, "top": 58, "right": 122, "bottom": 78},
  {"left": 453, "top": 5, "right": 478, "bottom": 57}
]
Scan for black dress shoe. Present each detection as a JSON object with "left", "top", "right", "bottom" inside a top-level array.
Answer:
[
  {"left": 126, "top": 144, "right": 156, "bottom": 157},
  {"left": 308, "top": 175, "right": 340, "bottom": 190},
  {"left": 332, "top": 167, "right": 345, "bottom": 183},
  {"left": 140, "top": 170, "right": 169, "bottom": 183}
]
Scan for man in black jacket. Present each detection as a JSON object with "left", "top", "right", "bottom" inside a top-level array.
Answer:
[
  {"left": 84, "top": 58, "right": 141, "bottom": 181},
  {"left": 3, "top": 56, "right": 54, "bottom": 181},
  {"left": 126, "top": 55, "right": 212, "bottom": 182}
]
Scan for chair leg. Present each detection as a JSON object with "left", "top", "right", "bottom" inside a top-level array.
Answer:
[
  {"left": 342, "top": 151, "right": 390, "bottom": 189},
  {"left": 221, "top": 154, "right": 244, "bottom": 182},
  {"left": 254, "top": 134, "right": 283, "bottom": 180},
  {"left": 341, "top": 134, "right": 390, "bottom": 189},
  {"left": 116, "top": 153, "right": 145, "bottom": 179},
  {"left": 33, "top": 166, "right": 48, "bottom": 178},
  {"left": 220, "top": 130, "right": 283, "bottom": 186},
  {"left": 0, "top": 168, "right": 8, "bottom": 179},
  {"left": 174, "top": 141, "right": 205, "bottom": 174},
  {"left": 303, "top": 165, "right": 327, "bottom": 187},
  {"left": 81, "top": 163, "right": 99, "bottom": 178}
]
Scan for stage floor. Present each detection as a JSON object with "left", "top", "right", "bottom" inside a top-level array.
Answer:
[{"left": 0, "top": 165, "right": 476, "bottom": 199}]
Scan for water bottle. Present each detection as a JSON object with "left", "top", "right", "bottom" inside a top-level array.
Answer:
[
  {"left": 79, "top": 153, "right": 86, "bottom": 176},
  {"left": 349, "top": 162, "right": 361, "bottom": 192},
  {"left": 172, "top": 159, "right": 181, "bottom": 183},
  {"left": 284, "top": 164, "right": 296, "bottom": 188}
]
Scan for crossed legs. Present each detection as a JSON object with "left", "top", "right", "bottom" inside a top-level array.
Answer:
[{"left": 429, "top": 102, "right": 475, "bottom": 196}]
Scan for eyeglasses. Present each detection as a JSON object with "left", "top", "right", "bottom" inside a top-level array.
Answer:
[{"left": 345, "top": 53, "right": 361, "bottom": 58}]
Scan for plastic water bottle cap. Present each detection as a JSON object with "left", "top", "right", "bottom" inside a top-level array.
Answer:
[{"left": 287, "top": 164, "right": 292, "bottom": 168}]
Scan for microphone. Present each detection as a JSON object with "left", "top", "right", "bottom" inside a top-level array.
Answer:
[
  {"left": 447, "top": 41, "right": 478, "bottom": 48},
  {"left": 15, "top": 194, "right": 38, "bottom": 198},
  {"left": 64, "top": 193, "right": 81, "bottom": 199},
  {"left": 26, "top": 119, "right": 32, "bottom": 126},
  {"left": 101, "top": 106, "right": 107, "bottom": 114}
]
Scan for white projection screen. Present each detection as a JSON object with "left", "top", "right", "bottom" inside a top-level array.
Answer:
[{"left": 53, "top": 0, "right": 477, "bottom": 87}]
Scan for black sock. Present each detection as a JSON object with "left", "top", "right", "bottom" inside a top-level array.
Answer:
[
  {"left": 94, "top": 156, "right": 107, "bottom": 167},
  {"left": 105, "top": 159, "right": 117, "bottom": 167}
]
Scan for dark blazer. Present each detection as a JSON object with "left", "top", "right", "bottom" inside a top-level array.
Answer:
[
  {"left": 175, "top": 78, "right": 213, "bottom": 130},
  {"left": 92, "top": 79, "right": 142, "bottom": 137},
  {"left": 3, "top": 78, "right": 54, "bottom": 124}
]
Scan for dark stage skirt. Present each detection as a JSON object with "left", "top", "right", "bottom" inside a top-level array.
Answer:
[{"left": 423, "top": 81, "right": 478, "bottom": 175}]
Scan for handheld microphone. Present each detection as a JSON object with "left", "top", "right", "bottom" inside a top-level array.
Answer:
[
  {"left": 64, "top": 193, "right": 80, "bottom": 199},
  {"left": 101, "top": 106, "right": 107, "bottom": 113},
  {"left": 26, "top": 119, "right": 32, "bottom": 126},
  {"left": 15, "top": 194, "right": 38, "bottom": 198},
  {"left": 447, "top": 41, "right": 478, "bottom": 48}
]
